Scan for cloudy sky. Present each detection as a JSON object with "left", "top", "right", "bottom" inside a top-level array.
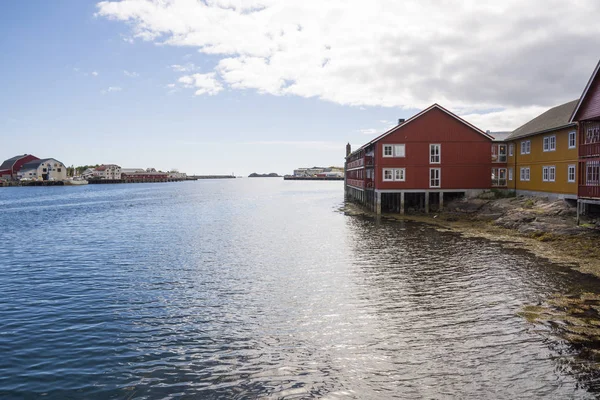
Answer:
[{"left": 1, "top": 1, "right": 599, "bottom": 175}]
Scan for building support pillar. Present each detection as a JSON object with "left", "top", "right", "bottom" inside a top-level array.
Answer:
[
  {"left": 400, "top": 192, "right": 405, "bottom": 215},
  {"left": 425, "top": 191, "right": 429, "bottom": 214},
  {"left": 439, "top": 192, "right": 444, "bottom": 211},
  {"left": 376, "top": 191, "right": 381, "bottom": 215}
]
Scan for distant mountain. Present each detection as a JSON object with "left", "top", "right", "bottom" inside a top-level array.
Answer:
[{"left": 248, "top": 172, "right": 280, "bottom": 178}]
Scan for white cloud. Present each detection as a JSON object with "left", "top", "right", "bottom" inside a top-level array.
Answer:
[
  {"left": 170, "top": 63, "right": 197, "bottom": 72},
  {"left": 177, "top": 73, "right": 223, "bottom": 95},
  {"left": 359, "top": 128, "right": 378, "bottom": 135},
  {"left": 101, "top": 86, "right": 123, "bottom": 94},
  {"left": 91, "top": 71, "right": 99, "bottom": 77},
  {"left": 124, "top": 70, "right": 139, "bottom": 77},
  {"left": 96, "top": 0, "right": 600, "bottom": 129},
  {"left": 166, "top": 83, "right": 176, "bottom": 88}
]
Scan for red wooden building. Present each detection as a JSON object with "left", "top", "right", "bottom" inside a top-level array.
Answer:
[
  {"left": 0, "top": 154, "right": 39, "bottom": 180},
  {"left": 570, "top": 59, "right": 600, "bottom": 215},
  {"left": 345, "top": 104, "right": 496, "bottom": 214}
]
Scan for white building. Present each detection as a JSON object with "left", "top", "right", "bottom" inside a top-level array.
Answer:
[
  {"left": 93, "top": 164, "right": 122, "bottom": 180},
  {"left": 168, "top": 171, "right": 187, "bottom": 180},
  {"left": 18, "top": 158, "right": 67, "bottom": 181}
]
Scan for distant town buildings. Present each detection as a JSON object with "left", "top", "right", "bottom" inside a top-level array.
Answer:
[
  {"left": 17, "top": 158, "right": 67, "bottom": 181},
  {"left": 0, "top": 154, "right": 188, "bottom": 185},
  {"left": 293, "top": 166, "right": 344, "bottom": 178},
  {"left": 0, "top": 154, "right": 39, "bottom": 180}
]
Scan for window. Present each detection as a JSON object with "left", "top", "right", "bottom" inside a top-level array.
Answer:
[
  {"left": 394, "top": 144, "right": 405, "bottom": 157},
  {"left": 383, "top": 168, "right": 405, "bottom": 181},
  {"left": 498, "top": 145, "right": 507, "bottom": 162},
  {"left": 543, "top": 166, "right": 556, "bottom": 182},
  {"left": 383, "top": 144, "right": 405, "bottom": 157},
  {"left": 520, "top": 167, "right": 530, "bottom": 181},
  {"left": 430, "top": 144, "right": 441, "bottom": 164},
  {"left": 509, "top": 144, "right": 514, "bottom": 156},
  {"left": 383, "top": 169, "right": 393, "bottom": 181},
  {"left": 543, "top": 135, "right": 556, "bottom": 151},
  {"left": 394, "top": 168, "right": 405, "bottom": 181},
  {"left": 42, "top": 168, "right": 47, "bottom": 173},
  {"left": 430, "top": 168, "right": 440, "bottom": 188},
  {"left": 520, "top": 140, "right": 531, "bottom": 154},
  {"left": 383, "top": 145, "right": 393, "bottom": 157},
  {"left": 508, "top": 167, "right": 513, "bottom": 181},
  {"left": 568, "top": 131, "right": 576, "bottom": 149},
  {"left": 587, "top": 164, "right": 600, "bottom": 185},
  {"left": 568, "top": 165, "right": 576, "bottom": 183}
]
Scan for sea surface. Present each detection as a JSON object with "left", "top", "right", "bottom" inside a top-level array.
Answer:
[{"left": 1, "top": 179, "right": 600, "bottom": 399}]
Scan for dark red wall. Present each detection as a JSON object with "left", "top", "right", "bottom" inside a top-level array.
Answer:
[
  {"left": 375, "top": 107, "right": 492, "bottom": 190},
  {"left": 577, "top": 74, "right": 600, "bottom": 122},
  {"left": 12, "top": 155, "right": 39, "bottom": 178}
]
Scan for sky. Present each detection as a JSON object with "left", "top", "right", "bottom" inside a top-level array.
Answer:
[{"left": 1, "top": 0, "right": 599, "bottom": 176}]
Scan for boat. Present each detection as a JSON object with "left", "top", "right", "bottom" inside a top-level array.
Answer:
[{"left": 63, "top": 177, "right": 88, "bottom": 186}]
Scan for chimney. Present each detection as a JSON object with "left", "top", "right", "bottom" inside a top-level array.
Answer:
[
  {"left": 346, "top": 142, "right": 352, "bottom": 157},
  {"left": 398, "top": 118, "right": 405, "bottom": 125}
]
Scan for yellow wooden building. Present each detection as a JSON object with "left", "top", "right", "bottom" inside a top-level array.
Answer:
[{"left": 505, "top": 100, "right": 579, "bottom": 199}]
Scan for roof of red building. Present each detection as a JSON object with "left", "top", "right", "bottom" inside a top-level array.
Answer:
[
  {"left": 571, "top": 59, "right": 600, "bottom": 123},
  {"left": 0, "top": 154, "right": 38, "bottom": 171},
  {"left": 348, "top": 104, "right": 492, "bottom": 158}
]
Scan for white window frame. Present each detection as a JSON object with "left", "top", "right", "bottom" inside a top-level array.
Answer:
[
  {"left": 383, "top": 144, "right": 393, "bottom": 157},
  {"left": 568, "top": 164, "right": 576, "bottom": 183},
  {"left": 383, "top": 168, "right": 394, "bottom": 181},
  {"left": 430, "top": 144, "right": 441, "bottom": 164},
  {"left": 520, "top": 140, "right": 531, "bottom": 155},
  {"left": 520, "top": 167, "right": 530, "bottom": 181},
  {"left": 498, "top": 145, "right": 507, "bottom": 162},
  {"left": 549, "top": 166, "right": 555, "bottom": 182},
  {"left": 542, "top": 166, "right": 549, "bottom": 182},
  {"left": 509, "top": 144, "right": 514, "bottom": 156},
  {"left": 430, "top": 168, "right": 441, "bottom": 188},
  {"left": 383, "top": 144, "right": 405, "bottom": 158},
  {"left": 508, "top": 167, "right": 513, "bottom": 181},
  {"left": 568, "top": 131, "right": 576, "bottom": 149},
  {"left": 543, "top": 135, "right": 556, "bottom": 152}
]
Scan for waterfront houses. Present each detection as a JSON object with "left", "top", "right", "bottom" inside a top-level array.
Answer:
[
  {"left": 345, "top": 104, "right": 496, "bottom": 214},
  {"left": 0, "top": 154, "right": 39, "bottom": 180},
  {"left": 504, "top": 100, "right": 579, "bottom": 199},
  {"left": 93, "top": 164, "right": 122, "bottom": 180},
  {"left": 571, "top": 59, "right": 600, "bottom": 214},
  {"left": 17, "top": 158, "right": 67, "bottom": 181}
]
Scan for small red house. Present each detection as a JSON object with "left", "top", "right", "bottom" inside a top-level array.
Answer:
[
  {"left": 345, "top": 104, "right": 495, "bottom": 214},
  {"left": 570, "top": 59, "right": 600, "bottom": 215},
  {"left": 0, "top": 154, "right": 39, "bottom": 180}
]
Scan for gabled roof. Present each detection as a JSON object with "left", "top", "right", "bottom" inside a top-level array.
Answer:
[
  {"left": 0, "top": 154, "right": 36, "bottom": 171},
  {"left": 21, "top": 158, "right": 64, "bottom": 170},
  {"left": 347, "top": 103, "right": 492, "bottom": 158},
  {"left": 570, "top": 59, "right": 600, "bottom": 123},
  {"left": 506, "top": 100, "right": 578, "bottom": 141}
]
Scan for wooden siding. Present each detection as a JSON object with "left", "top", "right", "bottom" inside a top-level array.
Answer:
[
  {"left": 575, "top": 71, "right": 600, "bottom": 122},
  {"left": 507, "top": 127, "right": 578, "bottom": 195},
  {"left": 375, "top": 107, "right": 492, "bottom": 190}
]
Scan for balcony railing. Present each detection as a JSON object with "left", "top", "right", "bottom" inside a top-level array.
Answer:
[
  {"left": 580, "top": 142, "right": 600, "bottom": 158},
  {"left": 365, "top": 156, "right": 374, "bottom": 167},
  {"left": 579, "top": 185, "right": 600, "bottom": 199},
  {"left": 347, "top": 179, "right": 365, "bottom": 188},
  {"left": 347, "top": 158, "right": 364, "bottom": 169}
]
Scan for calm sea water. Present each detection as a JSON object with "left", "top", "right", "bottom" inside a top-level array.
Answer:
[{"left": 1, "top": 179, "right": 599, "bottom": 399}]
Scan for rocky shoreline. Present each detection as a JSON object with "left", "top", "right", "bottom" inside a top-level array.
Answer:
[{"left": 343, "top": 195, "right": 600, "bottom": 277}]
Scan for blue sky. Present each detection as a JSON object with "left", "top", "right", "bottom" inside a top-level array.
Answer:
[{"left": 2, "top": 1, "right": 599, "bottom": 175}]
